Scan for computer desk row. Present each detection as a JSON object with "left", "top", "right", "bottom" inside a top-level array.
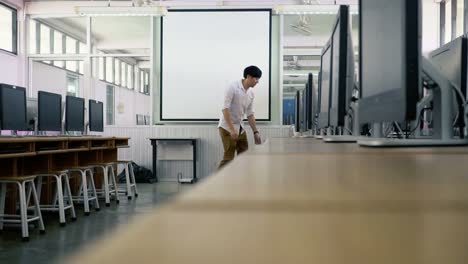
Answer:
[
  {"left": 0, "top": 136, "right": 130, "bottom": 213},
  {"left": 69, "top": 137, "right": 468, "bottom": 264}
]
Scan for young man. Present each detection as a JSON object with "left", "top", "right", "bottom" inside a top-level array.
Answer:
[{"left": 218, "top": 65, "right": 262, "bottom": 169}]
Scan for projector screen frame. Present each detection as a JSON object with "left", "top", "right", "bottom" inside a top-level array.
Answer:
[{"left": 160, "top": 9, "right": 272, "bottom": 122}]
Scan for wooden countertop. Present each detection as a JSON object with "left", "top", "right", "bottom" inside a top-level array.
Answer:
[
  {"left": 174, "top": 153, "right": 468, "bottom": 209},
  {"left": 68, "top": 136, "right": 468, "bottom": 263},
  {"left": 68, "top": 207, "right": 468, "bottom": 264}
]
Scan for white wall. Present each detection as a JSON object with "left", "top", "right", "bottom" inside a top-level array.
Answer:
[
  {"left": 104, "top": 125, "right": 291, "bottom": 180},
  {"left": 0, "top": 0, "right": 25, "bottom": 87}
]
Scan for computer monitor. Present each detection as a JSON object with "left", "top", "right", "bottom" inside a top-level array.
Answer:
[
  {"left": 0, "top": 84, "right": 27, "bottom": 131},
  {"left": 89, "top": 99, "right": 104, "bottom": 132},
  {"left": 317, "top": 41, "right": 332, "bottom": 129},
  {"left": 294, "top": 90, "right": 300, "bottom": 132},
  {"left": 306, "top": 73, "right": 316, "bottom": 131},
  {"left": 329, "top": 5, "right": 355, "bottom": 128},
  {"left": 144, "top": 115, "right": 150, "bottom": 125},
  {"left": 429, "top": 36, "right": 467, "bottom": 130},
  {"left": 65, "top": 95, "right": 85, "bottom": 132},
  {"left": 38, "top": 91, "right": 62, "bottom": 131},
  {"left": 358, "top": 0, "right": 421, "bottom": 124},
  {"left": 136, "top": 114, "right": 144, "bottom": 125}
]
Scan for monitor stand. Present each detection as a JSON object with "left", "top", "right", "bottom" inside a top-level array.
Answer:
[
  {"left": 324, "top": 102, "right": 361, "bottom": 143},
  {"left": 358, "top": 57, "right": 468, "bottom": 147}
]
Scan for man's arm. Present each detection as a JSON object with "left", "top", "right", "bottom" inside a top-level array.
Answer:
[
  {"left": 223, "top": 108, "right": 238, "bottom": 140},
  {"left": 248, "top": 114, "right": 261, "bottom": 145}
]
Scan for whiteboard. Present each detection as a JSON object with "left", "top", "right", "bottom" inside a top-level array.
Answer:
[{"left": 161, "top": 10, "right": 271, "bottom": 121}]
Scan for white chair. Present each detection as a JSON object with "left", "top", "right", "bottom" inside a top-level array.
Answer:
[
  {"left": 116, "top": 160, "right": 138, "bottom": 200},
  {"left": 33, "top": 170, "right": 77, "bottom": 226},
  {"left": 68, "top": 166, "right": 100, "bottom": 216},
  {"left": 0, "top": 176, "right": 45, "bottom": 241}
]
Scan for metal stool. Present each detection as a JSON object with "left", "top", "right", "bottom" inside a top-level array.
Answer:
[
  {"left": 34, "top": 170, "right": 77, "bottom": 226},
  {"left": 116, "top": 160, "right": 138, "bottom": 200},
  {"left": 68, "top": 167, "right": 100, "bottom": 216},
  {"left": 88, "top": 163, "right": 120, "bottom": 207},
  {"left": 0, "top": 176, "right": 45, "bottom": 241}
]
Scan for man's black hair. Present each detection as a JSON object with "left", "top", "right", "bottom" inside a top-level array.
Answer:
[{"left": 243, "top": 65, "right": 262, "bottom": 78}]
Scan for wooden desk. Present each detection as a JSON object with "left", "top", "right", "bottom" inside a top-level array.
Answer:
[
  {"left": 68, "top": 137, "right": 468, "bottom": 263},
  {"left": 249, "top": 137, "right": 468, "bottom": 155},
  {"left": 0, "top": 136, "right": 130, "bottom": 208},
  {"left": 173, "top": 153, "right": 468, "bottom": 210},
  {"left": 69, "top": 207, "right": 468, "bottom": 264}
]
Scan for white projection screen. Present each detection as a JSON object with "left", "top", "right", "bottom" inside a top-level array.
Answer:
[{"left": 161, "top": 10, "right": 271, "bottom": 121}]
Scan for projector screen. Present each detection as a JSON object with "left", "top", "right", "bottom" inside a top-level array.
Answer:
[{"left": 161, "top": 10, "right": 271, "bottom": 121}]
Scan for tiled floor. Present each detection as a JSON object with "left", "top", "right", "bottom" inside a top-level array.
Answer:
[{"left": 0, "top": 182, "right": 193, "bottom": 264}]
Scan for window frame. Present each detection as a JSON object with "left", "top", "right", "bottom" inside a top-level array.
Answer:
[{"left": 0, "top": 2, "right": 18, "bottom": 55}]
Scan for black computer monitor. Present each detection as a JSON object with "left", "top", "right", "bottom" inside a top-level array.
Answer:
[
  {"left": 65, "top": 95, "right": 85, "bottom": 132},
  {"left": 317, "top": 41, "right": 332, "bottom": 129},
  {"left": 89, "top": 100, "right": 104, "bottom": 132},
  {"left": 358, "top": 0, "right": 421, "bottom": 123},
  {"left": 329, "top": 5, "right": 355, "bottom": 128},
  {"left": 306, "top": 73, "right": 316, "bottom": 131},
  {"left": 38, "top": 91, "right": 62, "bottom": 131},
  {"left": 0, "top": 84, "right": 27, "bottom": 131},
  {"left": 294, "top": 90, "right": 300, "bottom": 132},
  {"left": 429, "top": 36, "right": 467, "bottom": 129}
]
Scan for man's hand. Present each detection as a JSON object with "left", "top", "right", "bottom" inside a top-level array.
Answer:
[
  {"left": 230, "top": 129, "right": 239, "bottom": 141},
  {"left": 254, "top": 132, "right": 261, "bottom": 145}
]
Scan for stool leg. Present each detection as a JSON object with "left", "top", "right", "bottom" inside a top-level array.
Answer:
[
  {"left": 87, "top": 169, "right": 100, "bottom": 211},
  {"left": 18, "top": 182, "right": 29, "bottom": 241},
  {"left": 108, "top": 165, "right": 119, "bottom": 204},
  {"left": 102, "top": 167, "right": 111, "bottom": 207},
  {"left": 129, "top": 162, "right": 138, "bottom": 197},
  {"left": 63, "top": 174, "right": 77, "bottom": 221},
  {"left": 30, "top": 181, "right": 45, "bottom": 234},
  {"left": 80, "top": 170, "right": 90, "bottom": 216},
  {"left": 124, "top": 164, "right": 132, "bottom": 200},
  {"left": 0, "top": 183, "right": 6, "bottom": 230},
  {"left": 54, "top": 175, "right": 66, "bottom": 226}
]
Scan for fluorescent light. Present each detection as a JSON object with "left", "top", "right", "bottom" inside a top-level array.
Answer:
[
  {"left": 273, "top": 4, "right": 358, "bottom": 15},
  {"left": 75, "top": 5, "right": 168, "bottom": 16},
  {"left": 273, "top": 5, "right": 338, "bottom": 15}
]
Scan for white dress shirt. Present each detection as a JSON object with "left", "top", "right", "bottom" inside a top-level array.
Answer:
[{"left": 218, "top": 80, "right": 255, "bottom": 133}]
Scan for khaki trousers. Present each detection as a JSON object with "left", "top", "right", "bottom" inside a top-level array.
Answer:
[{"left": 218, "top": 127, "right": 248, "bottom": 169}]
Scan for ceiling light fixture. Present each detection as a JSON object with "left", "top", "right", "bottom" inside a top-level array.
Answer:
[
  {"left": 75, "top": 5, "right": 168, "bottom": 17},
  {"left": 273, "top": 4, "right": 358, "bottom": 15}
]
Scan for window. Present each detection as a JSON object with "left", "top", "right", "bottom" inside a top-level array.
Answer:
[
  {"left": 0, "top": 3, "right": 17, "bottom": 54},
  {"left": 79, "top": 42, "right": 86, "bottom": 54},
  {"left": 78, "top": 42, "right": 85, "bottom": 74},
  {"left": 79, "top": 61, "right": 84, "bottom": 74},
  {"left": 53, "top": 31, "right": 64, "bottom": 68},
  {"left": 106, "top": 56, "right": 113, "bottom": 83},
  {"left": 40, "top": 24, "right": 51, "bottom": 63},
  {"left": 127, "top": 65, "right": 133, "bottom": 89},
  {"left": 99, "top": 56, "right": 105, "bottom": 80},
  {"left": 29, "top": 20, "right": 37, "bottom": 54},
  {"left": 106, "top": 85, "right": 115, "bottom": 125},
  {"left": 66, "top": 36, "right": 77, "bottom": 72},
  {"left": 457, "top": 0, "right": 464, "bottom": 36},
  {"left": 121, "top": 63, "right": 127, "bottom": 88},
  {"left": 445, "top": 0, "right": 452, "bottom": 43},
  {"left": 115, "top": 59, "right": 121, "bottom": 86},
  {"left": 67, "top": 74, "right": 79, "bottom": 96},
  {"left": 144, "top": 71, "right": 149, "bottom": 94},
  {"left": 140, "top": 70, "right": 144, "bottom": 93}
]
